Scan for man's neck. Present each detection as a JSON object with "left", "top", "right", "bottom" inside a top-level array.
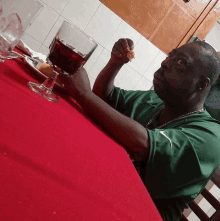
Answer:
[{"left": 158, "top": 103, "right": 204, "bottom": 126}]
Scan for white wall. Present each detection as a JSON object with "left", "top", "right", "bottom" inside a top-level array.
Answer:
[
  {"left": 205, "top": 22, "right": 220, "bottom": 51},
  {"left": 21, "top": 0, "right": 167, "bottom": 91}
]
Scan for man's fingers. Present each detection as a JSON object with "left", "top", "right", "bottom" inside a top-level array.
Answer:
[
  {"left": 112, "top": 50, "right": 122, "bottom": 58},
  {"left": 126, "top": 39, "right": 134, "bottom": 51},
  {"left": 112, "top": 39, "right": 134, "bottom": 63},
  {"left": 114, "top": 40, "right": 124, "bottom": 54},
  {"left": 119, "top": 38, "right": 130, "bottom": 53}
]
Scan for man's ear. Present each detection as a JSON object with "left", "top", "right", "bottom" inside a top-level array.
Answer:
[{"left": 197, "top": 77, "right": 210, "bottom": 91}]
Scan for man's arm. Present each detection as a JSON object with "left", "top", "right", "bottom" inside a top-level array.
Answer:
[
  {"left": 92, "top": 39, "right": 134, "bottom": 101},
  {"left": 81, "top": 92, "right": 150, "bottom": 161},
  {"left": 92, "top": 60, "right": 124, "bottom": 101},
  {"left": 61, "top": 38, "right": 149, "bottom": 161},
  {"left": 60, "top": 68, "right": 150, "bottom": 162}
]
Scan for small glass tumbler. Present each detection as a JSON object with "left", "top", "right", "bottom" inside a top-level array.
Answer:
[{"left": 0, "top": 0, "right": 43, "bottom": 61}]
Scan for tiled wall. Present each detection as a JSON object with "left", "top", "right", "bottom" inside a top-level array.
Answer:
[
  {"left": 21, "top": 0, "right": 167, "bottom": 90},
  {"left": 205, "top": 21, "right": 220, "bottom": 52}
]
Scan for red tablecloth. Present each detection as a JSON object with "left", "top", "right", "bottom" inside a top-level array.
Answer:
[{"left": 0, "top": 52, "right": 162, "bottom": 221}]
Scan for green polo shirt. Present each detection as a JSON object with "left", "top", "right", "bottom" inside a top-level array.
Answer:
[{"left": 107, "top": 87, "right": 220, "bottom": 221}]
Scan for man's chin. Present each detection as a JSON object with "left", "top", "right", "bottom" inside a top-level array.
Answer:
[{"left": 153, "top": 85, "right": 165, "bottom": 100}]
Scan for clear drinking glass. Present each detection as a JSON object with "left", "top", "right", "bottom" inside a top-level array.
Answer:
[
  {"left": 0, "top": 0, "right": 43, "bottom": 61},
  {"left": 28, "top": 21, "right": 98, "bottom": 102}
]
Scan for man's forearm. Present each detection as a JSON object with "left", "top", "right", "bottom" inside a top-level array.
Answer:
[
  {"left": 92, "top": 60, "right": 124, "bottom": 101},
  {"left": 77, "top": 91, "right": 149, "bottom": 161}
]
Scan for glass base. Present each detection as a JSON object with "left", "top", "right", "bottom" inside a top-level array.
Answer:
[
  {"left": 0, "top": 51, "right": 20, "bottom": 59},
  {"left": 28, "top": 81, "right": 59, "bottom": 102}
]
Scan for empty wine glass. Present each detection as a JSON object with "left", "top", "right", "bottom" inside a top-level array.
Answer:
[
  {"left": 0, "top": 0, "right": 43, "bottom": 61},
  {"left": 28, "top": 21, "right": 98, "bottom": 102}
]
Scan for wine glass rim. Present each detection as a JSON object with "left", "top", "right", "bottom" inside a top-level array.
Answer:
[{"left": 61, "top": 20, "right": 98, "bottom": 47}]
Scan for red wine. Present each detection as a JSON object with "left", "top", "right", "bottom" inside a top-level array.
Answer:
[{"left": 48, "top": 38, "right": 86, "bottom": 75}]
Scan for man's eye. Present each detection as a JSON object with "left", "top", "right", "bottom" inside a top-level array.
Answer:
[{"left": 176, "top": 59, "right": 185, "bottom": 66}]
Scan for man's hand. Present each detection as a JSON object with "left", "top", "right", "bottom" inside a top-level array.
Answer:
[
  {"left": 60, "top": 56, "right": 149, "bottom": 161},
  {"left": 111, "top": 38, "right": 134, "bottom": 64},
  {"left": 60, "top": 67, "right": 91, "bottom": 99}
]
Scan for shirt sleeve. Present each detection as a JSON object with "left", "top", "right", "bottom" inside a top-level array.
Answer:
[
  {"left": 143, "top": 124, "right": 220, "bottom": 200},
  {"left": 106, "top": 86, "right": 152, "bottom": 113}
]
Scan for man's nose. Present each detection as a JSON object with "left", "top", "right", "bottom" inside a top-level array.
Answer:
[{"left": 161, "top": 57, "right": 170, "bottom": 71}]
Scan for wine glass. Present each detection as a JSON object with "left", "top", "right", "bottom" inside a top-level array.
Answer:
[
  {"left": 28, "top": 21, "right": 98, "bottom": 102},
  {"left": 0, "top": 0, "right": 43, "bottom": 61}
]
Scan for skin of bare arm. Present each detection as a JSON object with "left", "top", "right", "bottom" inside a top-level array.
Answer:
[
  {"left": 60, "top": 66, "right": 150, "bottom": 162},
  {"left": 92, "top": 38, "right": 134, "bottom": 101}
]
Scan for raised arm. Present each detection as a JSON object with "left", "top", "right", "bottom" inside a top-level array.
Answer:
[
  {"left": 92, "top": 39, "right": 134, "bottom": 101},
  {"left": 60, "top": 38, "right": 150, "bottom": 161},
  {"left": 61, "top": 71, "right": 150, "bottom": 161},
  {"left": 60, "top": 68, "right": 149, "bottom": 161}
]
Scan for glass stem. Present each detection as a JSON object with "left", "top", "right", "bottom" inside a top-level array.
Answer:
[{"left": 39, "top": 72, "right": 59, "bottom": 93}]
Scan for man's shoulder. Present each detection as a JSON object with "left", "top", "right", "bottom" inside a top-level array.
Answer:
[
  {"left": 125, "top": 88, "right": 162, "bottom": 104},
  {"left": 178, "top": 113, "right": 220, "bottom": 158},
  {"left": 182, "top": 110, "right": 220, "bottom": 132},
  {"left": 109, "top": 87, "right": 163, "bottom": 105}
]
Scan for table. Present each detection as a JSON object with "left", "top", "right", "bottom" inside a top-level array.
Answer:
[{"left": 0, "top": 51, "right": 162, "bottom": 221}]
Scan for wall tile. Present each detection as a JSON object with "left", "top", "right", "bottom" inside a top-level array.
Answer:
[
  {"left": 88, "top": 49, "right": 110, "bottom": 80},
  {"left": 114, "top": 65, "right": 142, "bottom": 90},
  {"left": 21, "top": 33, "right": 41, "bottom": 52},
  {"left": 88, "top": 75, "right": 95, "bottom": 89},
  {"left": 84, "top": 4, "right": 121, "bottom": 47},
  {"left": 89, "top": 49, "right": 142, "bottom": 90},
  {"left": 84, "top": 43, "right": 104, "bottom": 73},
  {"left": 43, "top": 16, "right": 65, "bottom": 48},
  {"left": 105, "top": 20, "right": 142, "bottom": 52},
  {"left": 38, "top": 44, "right": 50, "bottom": 57},
  {"left": 127, "top": 37, "right": 160, "bottom": 75},
  {"left": 41, "top": 0, "right": 69, "bottom": 14},
  {"left": 62, "top": 0, "right": 101, "bottom": 30},
  {"left": 144, "top": 51, "right": 167, "bottom": 82},
  {"left": 134, "top": 77, "right": 153, "bottom": 91},
  {"left": 25, "top": 4, "right": 59, "bottom": 43},
  {"left": 205, "top": 23, "right": 220, "bottom": 51}
]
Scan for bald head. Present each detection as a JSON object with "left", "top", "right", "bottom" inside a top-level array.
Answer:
[
  {"left": 153, "top": 41, "right": 220, "bottom": 107},
  {"left": 185, "top": 41, "right": 220, "bottom": 86}
]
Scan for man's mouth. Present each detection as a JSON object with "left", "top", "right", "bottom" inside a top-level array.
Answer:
[
  {"left": 154, "top": 76, "right": 162, "bottom": 82},
  {"left": 154, "top": 71, "right": 163, "bottom": 82}
]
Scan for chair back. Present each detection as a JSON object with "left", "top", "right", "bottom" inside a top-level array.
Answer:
[{"left": 180, "top": 165, "right": 220, "bottom": 221}]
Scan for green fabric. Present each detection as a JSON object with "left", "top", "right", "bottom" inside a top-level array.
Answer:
[{"left": 107, "top": 87, "right": 220, "bottom": 221}]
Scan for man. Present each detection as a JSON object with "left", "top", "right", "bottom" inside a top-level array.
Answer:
[{"left": 61, "top": 39, "right": 220, "bottom": 221}]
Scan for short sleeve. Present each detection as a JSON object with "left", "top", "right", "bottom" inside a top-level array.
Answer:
[
  {"left": 143, "top": 125, "right": 220, "bottom": 200},
  {"left": 106, "top": 86, "right": 157, "bottom": 113}
]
